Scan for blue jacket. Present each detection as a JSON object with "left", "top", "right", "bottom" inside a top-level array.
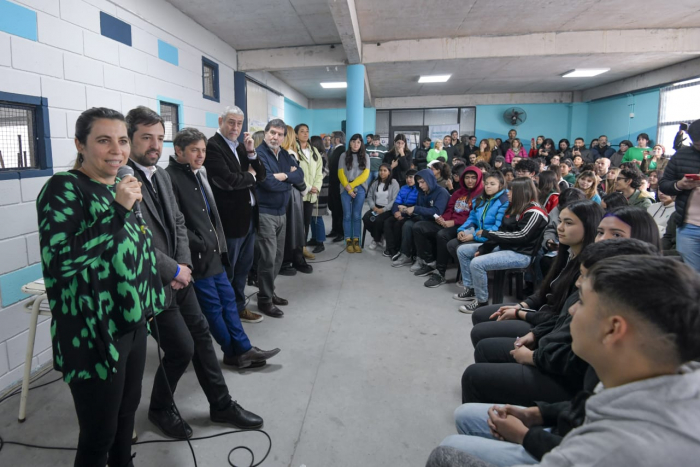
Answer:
[
  {"left": 391, "top": 183, "right": 419, "bottom": 216},
  {"left": 414, "top": 169, "right": 450, "bottom": 221},
  {"left": 458, "top": 189, "right": 509, "bottom": 242},
  {"left": 255, "top": 142, "right": 305, "bottom": 215}
]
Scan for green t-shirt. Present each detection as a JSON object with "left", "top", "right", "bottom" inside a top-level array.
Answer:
[
  {"left": 621, "top": 147, "right": 651, "bottom": 164},
  {"left": 367, "top": 144, "right": 387, "bottom": 171}
]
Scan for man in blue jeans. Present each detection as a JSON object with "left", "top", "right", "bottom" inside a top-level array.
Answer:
[{"left": 659, "top": 118, "right": 700, "bottom": 272}]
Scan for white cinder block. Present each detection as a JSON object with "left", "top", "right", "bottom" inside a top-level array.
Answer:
[
  {"left": 48, "top": 108, "right": 67, "bottom": 139},
  {"left": 0, "top": 32, "right": 10, "bottom": 67},
  {"left": 50, "top": 138, "right": 79, "bottom": 168},
  {"left": 7, "top": 319, "right": 52, "bottom": 369},
  {"left": 131, "top": 27, "right": 158, "bottom": 57},
  {"left": 104, "top": 65, "right": 135, "bottom": 94},
  {"left": 21, "top": 176, "right": 50, "bottom": 203},
  {"left": 85, "top": 86, "right": 121, "bottom": 111},
  {"left": 66, "top": 111, "right": 81, "bottom": 137},
  {"left": 0, "top": 342, "right": 8, "bottom": 377},
  {"left": 120, "top": 93, "right": 150, "bottom": 115},
  {"left": 0, "top": 365, "right": 24, "bottom": 392},
  {"left": 0, "top": 204, "right": 39, "bottom": 241},
  {"left": 64, "top": 52, "right": 104, "bottom": 86},
  {"left": 0, "top": 237, "right": 29, "bottom": 275},
  {"left": 82, "top": 0, "right": 116, "bottom": 15},
  {"left": 14, "top": 0, "right": 60, "bottom": 16},
  {"left": 184, "top": 107, "right": 206, "bottom": 127},
  {"left": 26, "top": 233, "right": 41, "bottom": 265},
  {"left": 11, "top": 36, "right": 63, "bottom": 79},
  {"left": 179, "top": 50, "right": 200, "bottom": 74},
  {"left": 37, "top": 347, "right": 53, "bottom": 366},
  {"left": 59, "top": 0, "right": 100, "bottom": 33},
  {"left": 0, "top": 67, "right": 42, "bottom": 96},
  {"left": 133, "top": 74, "right": 162, "bottom": 99},
  {"left": 84, "top": 31, "right": 120, "bottom": 66},
  {"left": 37, "top": 12, "right": 83, "bottom": 54},
  {"left": 219, "top": 65, "right": 234, "bottom": 89},
  {"left": 41, "top": 76, "right": 86, "bottom": 111},
  {"left": 0, "top": 179, "right": 21, "bottom": 207},
  {"left": 118, "top": 44, "right": 148, "bottom": 74}
]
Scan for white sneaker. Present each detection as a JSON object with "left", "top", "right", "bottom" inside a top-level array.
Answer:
[
  {"left": 410, "top": 257, "right": 425, "bottom": 272},
  {"left": 368, "top": 240, "right": 378, "bottom": 250}
]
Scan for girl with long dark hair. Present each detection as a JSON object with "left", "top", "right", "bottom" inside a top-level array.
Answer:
[
  {"left": 382, "top": 133, "right": 412, "bottom": 185},
  {"left": 596, "top": 205, "right": 661, "bottom": 249},
  {"left": 363, "top": 163, "right": 400, "bottom": 250},
  {"left": 339, "top": 133, "right": 371, "bottom": 253},
  {"left": 537, "top": 170, "right": 561, "bottom": 213}
]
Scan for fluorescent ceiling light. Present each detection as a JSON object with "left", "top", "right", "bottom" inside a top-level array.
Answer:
[
  {"left": 320, "top": 82, "right": 347, "bottom": 89},
  {"left": 419, "top": 75, "right": 451, "bottom": 83},
  {"left": 562, "top": 69, "right": 610, "bottom": 78}
]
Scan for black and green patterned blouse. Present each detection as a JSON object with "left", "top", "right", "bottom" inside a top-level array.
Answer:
[{"left": 36, "top": 170, "right": 166, "bottom": 383}]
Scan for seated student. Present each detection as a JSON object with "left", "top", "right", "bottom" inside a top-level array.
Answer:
[
  {"left": 363, "top": 163, "right": 400, "bottom": 250},
  {"left": 492, "top": 155, "right": 505, "bottom": 172},
  {"left": 600, "top": 192, "right": 627, "bottom": 211},
  {"left": 638, "top": 174, "right": 656, "bottom": 202},
  {"left": 436, "top": 239, "right": 665, "bottom": 467},
  {"left": 573, "top": 170, "right": 601, "bottom": 204},
  {"left": 620, "top": 132, "right": 652, "bottom": 166},
  {"left": 538, "top": 188, "right": 586, "bottom": 278},
  {"left": 430, "top": 160, "right": 454, "bottom": 192},
  {"left": 461, "top": 200, "right": 604, "bottom": 407},
  {"left": 647, "top": 190, "right": 675, "bottom": 236},
  {"left": 502, "top": 167, "right": 515, "bottom": 187},
  {"left": 559, "top": 159, "right": 576, "bottom": 186},
  {"left": 452, "top": 163, "right": 467, "bottom": 190},
  {"left": 475, "top": 161, "right": 492, "bottom": 175},
  {"left": 427, "top": 139, "right": 449, "bottom": 164},
  {"left": 391, "top": 169, "right": 450, "bottom": 267},
  {"left": 451, "top": 172, "right": 509, "bottom": 294},
  {"left": 383, "top": 169, "right": 418, "bottom": 258},
  {"left": 455, "top": 178, "right": 548, "bottom": 313},
  {"left": 412, "top": 167, "right": 484, "bottom": 287},
  {"left": 603, "top": 166, "right": 620, "bottom": 195},
  {"left": 596, "top": 205, "right": 661, "bottom": 248},
  {"left": 536, "top": 171, "right": 560, "bottom": 213},
  {"left": 513, "top": 159, "right": 539, "bottom": 181}
]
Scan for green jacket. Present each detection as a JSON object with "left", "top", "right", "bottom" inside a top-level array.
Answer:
[{"left": 627, "top": 189, "right": 653, "bottom": 209}]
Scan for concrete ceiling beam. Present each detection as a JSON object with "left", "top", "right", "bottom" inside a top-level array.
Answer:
[
  {"left": 238, "top": 45, "right": 347, "bottom": 72},
  {"left": 328, "top": 0, "right": 363, "bottom": 64},
  {"left": 375, "top": 92, "right": 576, "bottom": 109}
]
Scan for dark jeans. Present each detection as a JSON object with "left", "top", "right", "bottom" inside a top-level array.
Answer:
[
  {"left": 446, "top": 237, "right": 463, "bottom": 278},
  {"left": 193, "top": 272, "right": 252, "bottom": 357},
  {"left": 69, "top": 325, "right": 147, "bottom": 467},
  {"left": 226, "top": 219, "right": 256, "bottom": 313},
  {"left": 384, "top": 216, "right": 417, "bottom": 256},
  {"left": 470, "top": 303, "right": 531, "bottom": 347},
  {"left": 150, "top": 285, "right": 231, "bottom": 412},
  {"left": 362, "top": 208, "right": 392, "bottom": 242},
  {"left": 413, "top": 222, "right": 459, "bottom": 275},
  {"left": 461, "top": 337, "right": 577, "bottom": 406}
]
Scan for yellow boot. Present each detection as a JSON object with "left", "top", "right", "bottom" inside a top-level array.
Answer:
[
  {"left": 346, "top": 239, "right": 354, "bottom": 253},
  {"left": 303, "top": 247, "right": 315, "bottom": 260},
  {"left": 353, "top": 238, "right": 362, "bottom": 253}
]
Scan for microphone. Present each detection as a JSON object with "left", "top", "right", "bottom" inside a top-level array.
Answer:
[{"left": 117, "top": 165, "right": 144, "bottom": 223}]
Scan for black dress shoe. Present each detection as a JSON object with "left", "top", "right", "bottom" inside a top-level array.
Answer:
[
  {"left": 230, "top": 347, "right": 281, "bottom": 368},
  {"left": 258, "top": 302, "right": 284, "bottom": 317},
  {"left": 294, "top": 263, "right": 313, "bottom": 274},
  {"left": 272, "top": 294, "right": 288, "bottom": 306},
  {"left": 278, "top": 264, "right": 297, "bottom": 276},
  {"left": 223, "top": 354, "right": 267, "bottom": 369},
  {"left": 332, "top": 235, "right": 345, "bottom": 242},
  {"left": 327, "top": 230, "right": 338, "bottom": 237},
  {"left": 210, "top": 401, "right": 263, "bottom": 429},
  {"left": 306, "top": 239, "right": 320, "bottom": 247},
  {"left": 148, "top": 406, "right": 193, "bottom": 439},
  {"left": 312, "top": 244, "right": 325, "bottom": 253}
]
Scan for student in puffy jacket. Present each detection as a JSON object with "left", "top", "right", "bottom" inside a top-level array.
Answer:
[
  {"left": 383, "top": 169, "right": 419, "bottom": 258},
  {"left": 412, "top": 166, "right": 485, "bottom": 288},
  {"left": 456, "top": 177, "right": 548, "bottom": 312},
  {"left": 391, "top": 169, "right": 450, "bottom": 267}
]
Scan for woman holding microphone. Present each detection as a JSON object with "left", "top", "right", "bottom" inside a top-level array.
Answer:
[{"left": 36, "top": 107, "right": 166, "bottom": 466}]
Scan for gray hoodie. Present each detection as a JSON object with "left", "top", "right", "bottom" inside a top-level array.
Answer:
[{"left": 517, "top": 363, "right": 700, "bottom": 467}]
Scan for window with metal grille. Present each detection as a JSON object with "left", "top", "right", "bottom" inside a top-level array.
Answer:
[
  {"left": 202, "top": 57, "right": 219, "bottom": 102},
  {"left": 160, "top": 101, "right": 179, "bottom": 142},
  {"left": 658, "top": 77, "right": 700, "bottom": 156},
  {"left": 0, "top": 102, "right": 37, "bottom": 170}
]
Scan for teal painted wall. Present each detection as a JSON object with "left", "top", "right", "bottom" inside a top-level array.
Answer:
[
  {"left": 283, "top": 98, "right": 377, "bottom": 137},
  {"left": 586, "top": 89, "right": 660, "bottom": 145}
]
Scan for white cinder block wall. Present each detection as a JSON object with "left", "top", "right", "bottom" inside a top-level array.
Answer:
[{"left": 0, "top": 0, "right": 239, "bottom": 392}]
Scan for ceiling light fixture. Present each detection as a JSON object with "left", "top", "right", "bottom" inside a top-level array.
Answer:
[
  {"left": 418, "top": 74, "right": 451, "bottom": 83},
  {"left": 673, "top": 77, "right": 700, "bottom": 86},
  {"left": 320, "top": 82, "right": 347, "bottom": 89},
  {"left": 562, "top": 68, "right": 610, "bottom": 78}
]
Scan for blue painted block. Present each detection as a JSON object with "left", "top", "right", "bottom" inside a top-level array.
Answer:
[
  {"left": 0, "top": 0, "right": 37, "bottom": 41},
  {"left": 205, "top": 112, "right": 219, "bottom": 128},
  {"left": 158, "top": 39, "right": 178, "bottom": 66},
  {"left": 100, "top": 11, "right": 131, "bottom": 46},
  {"left": 0, "top": 264, "right": 43, "bottom": 307}
]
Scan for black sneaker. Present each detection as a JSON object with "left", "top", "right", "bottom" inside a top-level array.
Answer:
[
  {"left": 424, "top": 273, "right": 446, "bottom": 288},
  {"left": 382, "top": 249, "right": 394, "bottom": 258},
  {"left": 414, "top": 264, "right": 435, "bottom": 277},
  {"left": 453, "top": 288, "right": 476, "bottom": 301},
  {"left": 391, "top": 252, "right": 401, "bottom": 261},
  {"left": 459, "top": 301, "right": 488, "bottom": 314}
]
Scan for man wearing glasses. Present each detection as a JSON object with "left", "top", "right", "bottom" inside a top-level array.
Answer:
[{"left": 513, "top": 158, "right": 539, "bottom": 180}]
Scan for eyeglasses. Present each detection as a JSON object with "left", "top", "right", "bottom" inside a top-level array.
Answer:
[{"left": 616, "top": 177, "right": 628, "bottom": 182}]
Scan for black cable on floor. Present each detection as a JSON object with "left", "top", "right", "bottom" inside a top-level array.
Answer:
[{"left": 307, "top": 246, "right": 346, "bottom": 263}]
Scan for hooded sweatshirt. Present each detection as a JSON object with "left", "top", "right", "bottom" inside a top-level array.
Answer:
[
  {"left": 442, "top": 167, "right": 484, "bottom": 225},
  {"left": 458, "top": 188, "right": 509, "bottom": 242},
  {"left": 647, "top": 201, "right": 675, "bottom": 236},
  {"left": 518, "top": 363, "right": 700, "bottom": 467},
  {"left": 413, "top": 169, "right": 450, "bottom": 221}
]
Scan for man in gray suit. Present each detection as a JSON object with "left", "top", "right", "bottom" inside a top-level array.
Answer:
[{"left": 125, "top": 107, "right": 263, "bottom": 440}]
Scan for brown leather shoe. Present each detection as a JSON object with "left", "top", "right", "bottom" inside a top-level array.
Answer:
[
  {"left": 239, "top": 308, "right": 263, "bottom": 323},
  {"left": 272, "top": 294, "right": 288, "bottom": 306},
  {"left": 258, "top": 302, "right": 284, "bottom": 317}
]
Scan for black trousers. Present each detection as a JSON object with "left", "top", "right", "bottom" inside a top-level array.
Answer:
[
  {"left": 329, "top": 189, "right": 343, "bottom": 235},
  {"left": 69, "top": 325, "right": 147, "bottom": 467},
  {"left": 362, "top": 208, "right": 392, "bottom": 242},
  {"left": 150, "top": 285, "right": 231, "bottom": 412},
  {"left": 413, "top": 222, "right": 459, "bottom": 275},
  {"left": 461, "top": 337, "right": 577, "bottom": 406},
  {"left": 303, "top": 200, "right": 314, "bottom": 240},
  {"left": 470, "top": 303, "right": 531, "bottom": 347},
  {"left": 384, "top": 216, "right": 416, "bottom": 256}
]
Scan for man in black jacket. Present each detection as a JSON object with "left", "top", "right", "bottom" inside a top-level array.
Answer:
[
  {"left": 659, "top": 119, "right": 700, "bottom": 272},
  {"left": 328, "top": 131, "right": 346, "bottom": 241},
  {"left": 166, "top": 127, "right": 280, "bottom": 369},
  {"left": 125, "top": 107, "right": 263, "bottom": 440},
  {"left": 203, "top": 106, "right": 267, "bottom": 323}
]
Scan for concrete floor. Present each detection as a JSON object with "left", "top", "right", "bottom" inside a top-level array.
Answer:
[{"left": 0, "top": 224, "right": 495, "bottom": 467}]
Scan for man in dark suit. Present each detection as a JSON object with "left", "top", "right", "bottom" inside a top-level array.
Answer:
[
  {"left": 203, "top": 106, "right": 266, "bottom": 324},
  {"left": 125, "top": 106, "right": 263, "bottom": 440}
]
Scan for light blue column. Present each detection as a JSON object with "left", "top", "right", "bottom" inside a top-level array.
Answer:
[{"left": 346, "top": 64, "right": 365, "bottom": 138}]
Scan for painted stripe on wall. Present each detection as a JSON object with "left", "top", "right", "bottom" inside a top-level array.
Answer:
[
  {"left": 0, "top": 0, "right": 37, "bottom": 41},
  {"left": 100, "top": 12, "right": 132, "bottom": 46},
  {"left": 205, "top": 112, "right": 219, "bottom": 128},
  {"left": 157, "top": 39, "right": 178, "bottom": 66},
  {"left": 0, "top": 263, "right": 43, "bottom": 307}
]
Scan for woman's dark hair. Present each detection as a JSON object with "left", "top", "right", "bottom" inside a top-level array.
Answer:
[
  {"left": 310, "top": 135, "right": 327, "bottom": 168},
  {"left": 474, "top": 171, "right": 505, "bottom": 209},
  {"left": 74, "top": 107, "right": 126, "bottom": 168},
  {"left": 345, "top": 133, "right": 367, "bottom": 171},
  {"left": 618, "top": 139, "right": 633, "bottom": 150},
  {"left": 536, "top": 199, "right": 604, "bottom": 314},
  {"left": 431, "top": 161, "right": 452, "bottom": 181},
  {"left": 589, "top": 138, "right": 599, "bottom": 148},
  {"left": 294, "top": 123, "right": 318, "bottom": 161},
  {"left": 603, "top": 205, "right": 662, "bottom": 250},
  {"left": 601, "top": 192, "right": 628, "bottom": 211},
  {"left": 542, "top": 138, "right": 556, "bottom": 151},
  {"left": 475, "top": 161, "right": 491, "bottom": 172},
  {"left": 618, "top": 166, "right": 642, "bottom": 189},
  {"left": 125, "top": 105, "right": 164, "bottom": 140},
  {"left": 506, "top": 177, "right": 539, "bottom": 216},
  {"left": 502, "top": 167, "right": 514, "bottom": 176},
  {"left": 376, "top": 163, "right": 393, "bottom": 191},
  {"left": 558, "top": 187, "right": 586, "bottom": 209},
  {"left": 558, "top": 138, "right": 570, "bottom": 151},
  {"left": 580, "top": 238, "right": 660, "bottom": 269},
  {"left": 537, "top": 170, "right": 560, "bottom": 205}
]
